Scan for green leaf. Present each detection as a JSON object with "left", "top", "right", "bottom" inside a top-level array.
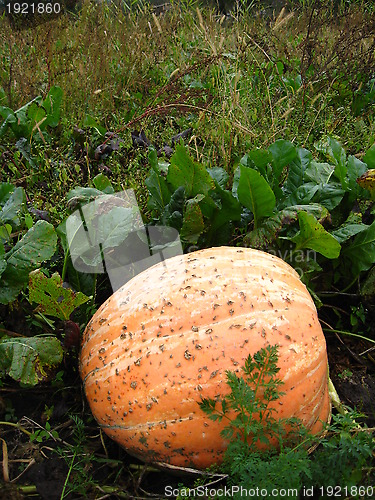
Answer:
[
  {"left": 207, "top": 167, "right": 229, "bottom": 188},
  {"left": 42, "top": 86, "right": 63, "bottom": 128},
  {"left": 66, "top": 259, "right": 96, "bottom": 297},
  {"left": 0, "top": 106, "right": 16, "bottom": 138},
  {"left": 66, "top": 186, "right": 104, "bottom": 210},
  {"left": 240, "top": 149, "right": 272, "bottom": 179},
  {"left": 331, "top": 223, "right": 368, "bottom": 244},
  {"left": 290, "top": 212, "right": 341, "bottom": 259},
  {"left": 283, "top": 182, "right": 319, "bottom": 207},
  {"left": 0, "top": 336, "right": 63, "bottom": 386},
  {"left": 363, "top": 144, "right": 375, "bottom": 169},
  {"left": 6, "top": 220, "right": 57, "bottom": 271},
  {"left": 167, "top": 144, "right": 214, "bottom": 197},
  {"left": 15, "top": 138, "right": 37, "bottom": 169},
  {"left": 342, "top": 220, "right": 375, "bottom": 275},
  {"left": 0, "top": 221, "right": 57, "bottom": 304},
  {"left": 99, "top": 206, "right": 135, "bottom": 249},
  {"left": 347, "top": 155, "right": 368, "bottom": 200},
  {"left": 0, "top": 186, "right": 25, "bottom": 226},
  {"left": 29, "top": 270, "right": 90, "bottom": 321},
  {"left": 27, "top": 102, "right": 47, "bottom": 134},
  {"left": 0, "top": 243, "right": 6, "bottom": 279},
  {"left": 244, "top": 203, "right": 329, "bottom": 250},
  {"left": 92, "top": 173, "right": 114, "bottom": 193},
  {"left": 0, "top": 224, "right": 11, "bottom": 245},
  {"left": 0, "top": 183, "right": 16, "bottom": 206},
  {"left": 145, "top": 166, "right": 171, "bottom": 213},
  {"left": 284, "top": 148, "right": 312, "bottom": 196},
  {"left": 268, "top": 139, "right": 298, "bottom": 180},
  {"left": 305, "top": 162, "right": 334, "bottom": 184},
  {"left": 311, "top": 183, "right": 346, "bottom": 211},
  {"left": 210, "top": 182, "right": 242, "bottom": 232},
  {"left": 83, "top": 114, "right": 106, "bottom": 136},
  {"left": 160, "top": 186, "right": 185, "bottom": 230},
  {"left": 236, "top": 165, "right": 276, "bottom": 228},
  {"left": 315, "top": 137, "right": 348, "bottom": 189},
  {"left": 180, "top": 196, "right": 205, "bottom": 244}
]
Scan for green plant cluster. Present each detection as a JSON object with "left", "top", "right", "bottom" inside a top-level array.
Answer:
[
  {"left": 199, "top": 345, "right": 374, "bottom": 499},
  {"left": 146, "top": 137, "right": 375, "bottom": 291}
]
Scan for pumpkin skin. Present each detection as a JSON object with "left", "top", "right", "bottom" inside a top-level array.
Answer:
[{"left": 80, "top": 246, "right": 331, "bottom": 469}]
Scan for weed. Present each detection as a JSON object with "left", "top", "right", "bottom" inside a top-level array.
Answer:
[
  {"left": 56, "top": 414, "right": 98, "bottom": 499},
  {"left": 29, "top": 420, "right": 60, "bottom": 443},
  {"left": 199, "top": 345, "right": 374, "bottom": 498}
]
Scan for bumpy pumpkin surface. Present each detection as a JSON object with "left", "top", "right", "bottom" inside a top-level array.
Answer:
[{"left": 80, "top": 246, "right": 331, "bottom": 468}]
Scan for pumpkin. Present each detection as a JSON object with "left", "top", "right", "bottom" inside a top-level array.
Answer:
[{"left": 80, "top": 246, "right": 331, "bottom": 469}]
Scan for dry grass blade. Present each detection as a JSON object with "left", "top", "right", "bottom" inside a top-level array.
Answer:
[{"left": 1, "top": 438, "right": 9, "bottom": 482}]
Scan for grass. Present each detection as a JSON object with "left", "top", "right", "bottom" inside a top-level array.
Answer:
[{"left": 1, "top": 1, "right": 374, "bottom": 185}]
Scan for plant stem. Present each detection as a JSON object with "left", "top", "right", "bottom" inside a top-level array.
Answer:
[
  {"left": 323, "top": 328, "right": 375, "bottom": 345},
  {"left": 0, "top": 421, "right": 32, "bottom": 437},
  {"left": 60, "top": 449, "right": 77, "bottom": 500},
  {"left": 61, "top": 248, "right": 70, "bottom": 283}
]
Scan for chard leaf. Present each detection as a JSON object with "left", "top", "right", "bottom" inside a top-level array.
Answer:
[
  {"left": 268, "top": 139, "right": 298, "bottom": 180},
  {"left": 290, "top": 211, "right": 341, "bottom": 259},
  {"left": 160, "top": 186, "right": 185, "bottom": 230},
  {"left": 342, "top": 220, "right": 375, "bottom": 275},
  {"left": 27, "top": 102, "right": 47, "bottom": 134},
  {"left": 207, "top": 167, "right": 229, "bottom": 189},
  {"left": 312, "top": 183, "right": 346, "bottom": 211},
  {"left": 6, "top": 220, "right": 57, "bottom": 271},
  {"left": 315, "top": 137, "right": 348, "bottom": 189},
  {"left": 0, "top": 243, "right": 6, "bottom": 278},
  {"left": 363, "top": 144, "right": 375, "bottom": 169},
  {"left": 240, "top": 149, "right": 272, "bottom": 179},
  {"left": 210, "top": 182, "right": 242, "bottom": 232},
  {"left": 146, "top": 165, "right": 171, "bottom": 212},
  {"left": 66, "top": 187, "right": 104, "bottom": 210},
  {"left": 0, "top": 107, "right": 16, "bottom": 138},
  {"left": 92, "top": 173, "right": 114, "bottom": 194},
  {"left": 15, "top": 138, "right": 37, "bottom": 169},
  {"left": 284, "top": 147, "right": 312, "bottom": 195},
  {"left": 0, "top": 183, "right": 16, "bottom": 206},
  {"left": 0, "top": 336, "right": 63, "bottom": 386},
  {"left": 244, "top": 203, "right": 329, "bottom": 250},
  {"left": 0, "top": 186, "right": 25, "bottom": 226},
  {"left": 347, "top": 155, "right": 367, "bottom": 198},
  {"left": 305, "top": 162, "right": 334, "bottom": 184},
  {"left": 331, "top": 223, "right": 368, "bottom": 243},
  {"left": 236, "top": 165, "right": 276, "bottom": 228},
  {"left": 282, "top": 182, "right": 319, "bottom": 207},
  {"left": 167, "top": 144, "right": 214, "bottom": 197},
  {"left": 99, "top": 207, "right": 135, "bottom": 249},
  {"left": 180, "top": 196, "right": 205, "bottom": 244}
]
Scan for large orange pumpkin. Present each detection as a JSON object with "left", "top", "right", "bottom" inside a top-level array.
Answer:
[{"left": 80, "top": 246, "right": 331, "bottom": 469}]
